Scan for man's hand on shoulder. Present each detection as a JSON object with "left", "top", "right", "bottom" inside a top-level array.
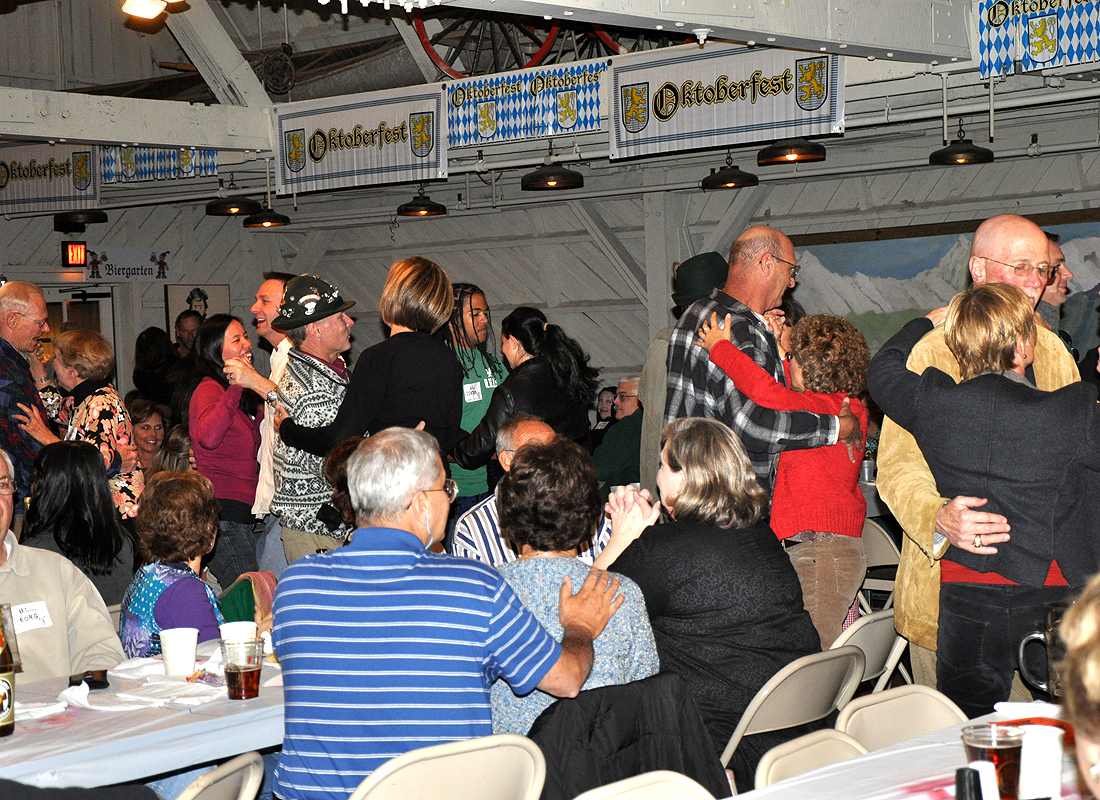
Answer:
[
  {"left": 936, "top": 496, "right": 1011, "bottom": 555},
  {"left": 837, "top": 398, "right": 863, "bottom": 463}
]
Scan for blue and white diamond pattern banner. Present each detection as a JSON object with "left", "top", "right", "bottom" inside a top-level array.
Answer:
[
  {"left": 447, "top": 59, "right": 606, "bottom": 147},
  {"left": 100, "top": 147, "right": 217, "bottom": 184},
  {"left": 981, "top": 0, "right": 1099, "bottom": 78}
]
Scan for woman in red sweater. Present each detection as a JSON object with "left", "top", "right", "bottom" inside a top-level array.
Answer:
[{"left": 697, "top": 312, "right": 870, "bottom": 648}]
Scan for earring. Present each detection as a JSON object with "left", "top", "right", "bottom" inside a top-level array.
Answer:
[{"left": 1090, "top": 763, "right": 1100, "bottom": 782}]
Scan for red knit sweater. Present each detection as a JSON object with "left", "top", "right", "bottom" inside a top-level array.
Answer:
[{"left": 709, "top": 340, "right": 867, "bottom": 540}]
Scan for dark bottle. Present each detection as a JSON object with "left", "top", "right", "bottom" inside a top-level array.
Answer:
[{"left": 0, "top": 625, "right": 13, "bottom": 736}]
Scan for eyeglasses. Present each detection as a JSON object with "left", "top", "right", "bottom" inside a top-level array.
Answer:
[
  {"left": 0, "top": 478, "right": 13, "bottom": 496},
  {"left": 615, "top": 392, "right": 637, "bottom": 401},
  {"left": 16, "top": 312, "right": 48, "bottom": 329},
  {"left": 424, "top": 478, "right": 459, "bottom": 503},
  {"left": 980, "top": 256, "right": 1053, "bottom": 283},
  {"left": 769, "top": 253, "right": 801, "bottom": 278}
]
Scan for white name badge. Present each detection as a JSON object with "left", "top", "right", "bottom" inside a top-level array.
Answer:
[
  {"left": 12, "top": 601, "right": 52, "bottom": 634},
  {"left": 463, "top": 382, "right": 483, "bottom": 403}
]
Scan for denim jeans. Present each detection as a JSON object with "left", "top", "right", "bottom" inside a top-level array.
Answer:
[
  {"left": 785, "top": 533, "right": 867, "bottom": 649},
  {"left": 207, "top": 518, "right": 259, "bottom": 587},
  {"left": 255, "top": 513, "right": 288, "bottom": 580},
  {"left": 937, "top": 581, "right": 1078, "bottom": 718}
]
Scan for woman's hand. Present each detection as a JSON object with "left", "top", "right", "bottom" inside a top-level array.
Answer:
[
  {"left": 925, "top": 306, "right": 948, "bottom": 327},
  {"left": 695, "top": 312, "right": 733, "bottom": 353},
  {"left": 594, "top": 486, "right": 660, "bottom": 570},
  {"left": 117, "top": 443, "right": 139, "bottom": 473},
  {"left": 13, "top": 403, "right": 60, "bottom": 446},
  {"left": 254, "top": 607, "right": 274, "bottom": 636},
  {"left": 272, "top": 403, "right": 290, "bottom": 434},
  {"left": 223, "top": 357, "right": 276, "bottom": 398}
]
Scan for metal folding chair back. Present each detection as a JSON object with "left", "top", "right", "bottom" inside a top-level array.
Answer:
[
  {"left": 754, "top": 728, "right": 868, "bottom": 789},
  {"left": 573, "top": 770, "right": 717, "bottom": 800},
  {"left": 175, "top": 752, "right": 264, "bottom": 800},
  {"left": 835, "top": 684, "right": 968, "bottom": 751},
  {"left": 831, "top": 608, "right": 911, "bottom": 692}
]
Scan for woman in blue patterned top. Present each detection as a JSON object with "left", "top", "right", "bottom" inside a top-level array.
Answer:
[
  {"left": 120, "top": 471, "right": 224, "bottom": 657},
  {"left": 491, "top": 437, "right": 659, "bottom": 735}
]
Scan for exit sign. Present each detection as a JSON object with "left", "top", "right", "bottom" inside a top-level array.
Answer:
[{"left": 64, "top": 241, "right": 86, "bottom": 268}]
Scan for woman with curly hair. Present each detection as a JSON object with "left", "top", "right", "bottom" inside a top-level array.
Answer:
[
  {"left": 697, "top": 312, "right": 870, "bottom": 649},
  {"left": 451, "top": 306, "right": 599, "bottom": 469},
  {"left": 594, "top": 417, "right": 820, "bottom": 791},
  {"left": 119, "top": 471, "right": 224, "bottom": 657}
]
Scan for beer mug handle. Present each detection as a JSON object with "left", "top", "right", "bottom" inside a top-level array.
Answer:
[{"left": 1018, "top": 631, "right": 1049, "bottom": 692}]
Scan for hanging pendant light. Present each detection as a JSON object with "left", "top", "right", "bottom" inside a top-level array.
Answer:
[
  {"left": 929, "top": 119, "right": 994, "bottom": 165},
  {"left": 757, "top": 138, "right": 826, "bottom": 166},
  {"left": 206, "top": 175, "right": 262, "bottom": 216},
  {"left": 701, "top": 152, "right": 758, "bottom": 190},
  {"left": 53, "top": 210, "right": 108, "bottom": 234},
  {"left": 243, "top": 160, "right": 290, "bottom": 228},
  {"left": 396, "top": 185, "right": 447, "bottom": 217},
  {"left": 521, "top": 140, "right": 584, "bottom": 191}
]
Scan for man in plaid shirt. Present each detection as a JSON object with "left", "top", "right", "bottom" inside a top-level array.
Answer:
[
  {"left": 665, "top": 226, "right": 860, "bottom": 493},
  {"left": 0, "top": 281, "right": 53, "bottom": 515}
]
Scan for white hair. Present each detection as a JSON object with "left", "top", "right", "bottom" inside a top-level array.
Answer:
[
  {"left": 0, "top": 281, "right": 43, "bottom": 316},
  {"left": 347, "top": 428, "right": 442, "bottom": 525},
  {"left": 0, "top": 449, "right": 13, "bottom": 481}
]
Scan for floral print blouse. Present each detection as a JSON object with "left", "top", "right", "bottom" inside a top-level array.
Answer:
[{"left": 42, "top": 380, "right": 144, "bottom": 518}]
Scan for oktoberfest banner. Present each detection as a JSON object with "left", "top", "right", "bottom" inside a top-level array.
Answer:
[
  {"left": 0, "top": 143, "right": 98, "bottom": 214},
  {"left": 447, "top": 59, "right": 606, "bottom": 147},
  {"left": 274, "top": 85, "right": 446, "bottom": 194},
  {"left": 609, "top": 43, "right": 843, "bottom": 161},
  {"left": 101, "top": 146, "right": 217, "bottom": 184},
  {"left": 979, "top": 0, "right": 1099, "bottom": 78},
  {"left": 83, "top": 246, "right": 172, "bottom": 284}
]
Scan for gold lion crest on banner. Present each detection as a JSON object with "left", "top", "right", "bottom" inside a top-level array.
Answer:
[
  {"left": 621, "top": 82, "right": 648, "bottom": 133},
  {"left": 285, "top": 129, "right": 306, "bottom": 173},
  {"left": 477, "top": 101, "right": 497, "bottom": 139},
  {"left": 72, "top": 152, "right": 91, "bottom": 191},
  {"left": 410, "top": 112, "right": 435, "bottom": 157},
  {"left": 796, "top": 57, "right": 829, "bottom": 111},
  {"left": 1026, "top": 13, "right": 1058, "bottom": 65},
  {"left": 556, "top": 90, "right": 578, "bottom": 130}
]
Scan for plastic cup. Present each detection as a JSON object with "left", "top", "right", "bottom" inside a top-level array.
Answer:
[
  {"left": 962, "top": 724, "right": 1025, "bottom": 800},
  {"left": 219, "top": 621, "right": 258, "bottom": 642},
  {"left": 1018, "top": 724, "right": 1064, "bottom": 800},
  {"left": 220, "top": 638, "right": 263, "bottom": 700},
  {"left": 160, "top": 627, "right": 199, "bottom": 677}
]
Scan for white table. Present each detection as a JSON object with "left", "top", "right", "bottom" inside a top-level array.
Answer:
[
  {"left": 741, "top": 711, "right": 1088, "bottom": 800},
  {"left": 0, "top": 669, "right": 284, "bottom": 788}
]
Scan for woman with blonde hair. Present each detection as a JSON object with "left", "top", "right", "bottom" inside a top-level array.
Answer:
[
  {"left": 14, "top": 329, "right": 142, "bottom": 518},
  {"left": 278, "top": 256, "right": 463, "bottom": 458},
  {"left": 593, "top": 417, "right": 821, "bottom": 791},
  {"left": 1060, "top": 574, "right": 1100, "bottom": 797}
]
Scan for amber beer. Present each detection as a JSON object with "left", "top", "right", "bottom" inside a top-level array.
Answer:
[
  {"left": 961, "top": 725, "right": 1024, "bottom": 800},
  {"left": 225, "top": 664, "right": 261, "bottom": 700},
  {"left": 0, "top": 625, "right": 14, "bottom": 736}
]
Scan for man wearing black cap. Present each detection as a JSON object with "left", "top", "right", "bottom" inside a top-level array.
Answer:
[
  {"left": 638, "top": 252, "right": 728, "bottom": 495},
  {"left": 269, "top": 275, "right": 357, "bottom": 564}
]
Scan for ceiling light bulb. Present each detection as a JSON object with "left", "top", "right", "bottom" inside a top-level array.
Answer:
[{"left": 120, "top": 0, "right": 167, "bottom": 18}]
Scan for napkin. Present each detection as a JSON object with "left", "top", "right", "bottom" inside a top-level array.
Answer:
[
  {"left": 994, "top": 701, "right": 1062, "bottom": 719},
  {"left": 108, "top": 657, "right": 168, "bottom": 681},
  {"left": 58, "top": 681, "right": 163, "bottom": 711},
  {"left": 117, "top": 680, "right": 224, "bottom": 706},
  {"left": 14, "top": 700, "right": 67, "bottom": 721}
]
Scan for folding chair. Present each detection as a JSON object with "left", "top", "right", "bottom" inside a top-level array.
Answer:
[
  {"left": 572, "top": 771, "right": 716, "bottom": 800},
  {"left": 348, "top": 734, "right": 545, "bottom": 800},
  {"left": 719, "top": 646, "right": 865, "bottom": 771},
  {"left": 831, "top": 608, "right": 911, "bottom": 692},
  {"left": 175, "top": 752, "right": 264, "bottom": 800},
  {"left": 754, "top": 729, "right": 868, "bottom": 789},
  {"left": 859, "top": 518, "right": 900, "bottom": 613},
  {"left": 835, "top": 684, "right": 968, "bottom": 751}
]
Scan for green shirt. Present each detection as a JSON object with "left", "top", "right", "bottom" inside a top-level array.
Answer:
[{"left": 451, "top": 350, "right": 505, "bottom": 497}]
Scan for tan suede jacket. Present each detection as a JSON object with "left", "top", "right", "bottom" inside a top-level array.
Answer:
[{"left": 876, "top": 324, "right": 1080, "bottom": 650}]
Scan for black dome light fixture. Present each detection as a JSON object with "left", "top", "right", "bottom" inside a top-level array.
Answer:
[
  {"left": 929, "top": 118, "right": 994, "bottom": 166},
  {"left": 521, "top": 140, "right": 584, "bottom": 191},
  {"left": 206, "top": 175, "right": 262, "bottom": 217},
  {"left": 53, "top": 210, "right": 108, "bottom": 234},
  {"left": 757, "top": 137, "right": 827, "bottom": 166},
  {"left": 396, "top": 184, "right": 447, "bottom": 217},
  {"left": 243, "top": 159, "right": 290, "bottom": 229},
  {"left": 701, "top": 151, "right": 759, "bottom": 190}
]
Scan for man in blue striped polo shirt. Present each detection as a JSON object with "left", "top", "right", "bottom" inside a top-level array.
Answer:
[{"left": 272, "top": 427, "right": 624, "bottom": 800}]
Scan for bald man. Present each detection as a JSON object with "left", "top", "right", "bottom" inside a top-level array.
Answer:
[
  {"left": 665, "top": 225, "right": 860, "bottom": 493},
  {"left": 451, "top": 414, "right": 611, "bottom": 566},
  {"left": 877, "top": 213, "right": 1080, "bottom": 688}
]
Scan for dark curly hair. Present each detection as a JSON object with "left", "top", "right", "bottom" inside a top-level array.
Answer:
[
  {"left": 136, "top": 471, "right": 219, "bottom": 563},
  {"left": 497, "top": 438, "right": 602, "bottom": 553},
  {"left": 789, "top": 315, "right": 870, "bottom": 396},
  {"left": 324, "top": 437, "right": 364, "bottom": 529}
]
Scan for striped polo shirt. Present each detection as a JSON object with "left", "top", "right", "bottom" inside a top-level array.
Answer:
[{"left": 272, "top": 526, "right": 561, "bottom": 800}]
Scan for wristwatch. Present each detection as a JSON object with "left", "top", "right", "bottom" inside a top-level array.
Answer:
[{"left": 266, "top": 389, "right": 279, "bottom": 405}]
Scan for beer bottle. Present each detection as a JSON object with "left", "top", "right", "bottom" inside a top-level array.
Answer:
[{"left": 0, "top": 625, "right": 13, "bottom": 736}]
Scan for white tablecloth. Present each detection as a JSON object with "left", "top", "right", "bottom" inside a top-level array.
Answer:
[{"left": 0, "top": 669, "right": 283, "bottom": 788}]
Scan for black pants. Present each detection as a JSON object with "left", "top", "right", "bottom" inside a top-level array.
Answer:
[{"left": 937, "top": 582, "right": 1077, "bottom": 718}]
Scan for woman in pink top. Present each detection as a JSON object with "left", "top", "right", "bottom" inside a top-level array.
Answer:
[
  {"left": 186, "top": 314, "right": 265, "bottom": 587},
  {"left": 697, "top": 312, "right": 870, "bottom": 648}
]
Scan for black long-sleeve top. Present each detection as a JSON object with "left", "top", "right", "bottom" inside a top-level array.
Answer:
[{"left": 280, "top": 331, "right": 463, "bottom": 458}]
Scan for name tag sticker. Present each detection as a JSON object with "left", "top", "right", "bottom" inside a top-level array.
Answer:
[
  {"left": 12, "top": 601, "right": 52, "bottom": 634},
  {"left": 463, "top": 382, "right": 483, "bottom": 403}
]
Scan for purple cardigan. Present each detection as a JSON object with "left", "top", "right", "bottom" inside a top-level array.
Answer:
[{"left": 189, "top": 378, "right": 262, "bottom": 507}]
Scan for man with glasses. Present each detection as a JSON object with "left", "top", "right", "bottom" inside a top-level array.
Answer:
[
  {"left": 0, "top": 281, "right": 57, "bottom": 531},
  {"left": 593, "top": 375, "right": 644, "bottom": 501},
  {"left": 877, "top": 213, "right": 1080, "bottom": 691},
  {"left": 1037, "top": 232, "right": 1077, "bottom": 358},
  {"left": 665, "top": 225, "right": 861, "bottom": 494}
]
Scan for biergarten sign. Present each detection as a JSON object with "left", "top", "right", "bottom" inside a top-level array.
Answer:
[
  {"left": 0, "top": 143, "right": 99, "bottom": 214},
  {"left": 447, "top": 59, "right": 606, "bottom": 147},
  {"left": 274, "top": 85, "right": 447, "bottom": 194},
  {"left": 608, "top": 43, "right": 844, "bottom": 160},
  {"left": 82, "top": 245, "right": 172, "bottom": 284}
]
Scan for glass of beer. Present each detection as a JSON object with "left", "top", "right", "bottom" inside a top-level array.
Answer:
[
  {"left": 220, "top": 638, "right": 264, "bottom": 700},
  {"left": 962, "top": 724, "right": 1025, "bottom": 800}
]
